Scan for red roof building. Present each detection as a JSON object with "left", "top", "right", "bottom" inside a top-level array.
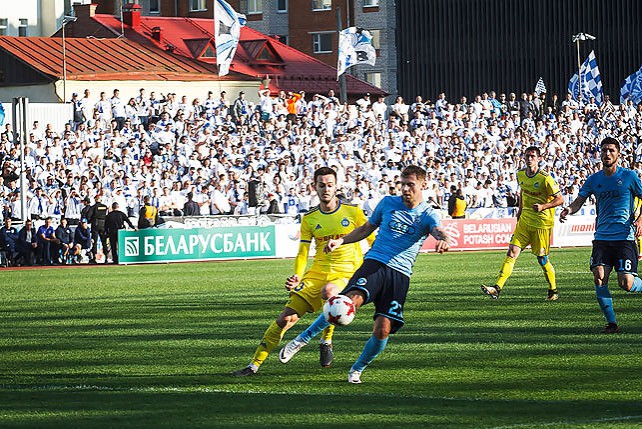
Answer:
[
  {"left": 0, "top": 35, "right": 252, "bottom": 103},
  {"left": 58, "top": 3, "right": 385, "bottom": 100}
]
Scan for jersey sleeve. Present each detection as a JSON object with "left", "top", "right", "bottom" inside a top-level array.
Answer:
[
  {"left": 545, "top": 174, "right": 561, "bottom": 197},
  {"left": 426, "top": 210, "right": 440, "bottom": 235},
  {"left": 299, "top": 214, "right": 312, "bottom": 243},
  {"left": 293, "top": 241, "right": 311, "bottom": 279},
  {"left": 631, "top": 171, "right": 642, "bottom": 199}
]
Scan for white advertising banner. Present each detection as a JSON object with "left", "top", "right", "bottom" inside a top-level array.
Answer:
[{"left": 552, "top": 215, "right": 595, "bottom": 248}]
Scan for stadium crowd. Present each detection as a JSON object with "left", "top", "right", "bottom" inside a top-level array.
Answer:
[{"left": 1, "top": 85, "right": 642, "bottom": 265}]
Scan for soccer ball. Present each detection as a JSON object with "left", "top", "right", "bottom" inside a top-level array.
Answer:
[{"left": 323, "top": 295, "right": 356, "bottom": 326}]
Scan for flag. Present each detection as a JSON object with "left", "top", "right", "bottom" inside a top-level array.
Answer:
[
  {"left": 534, "top": 77, "right": 547, "bottom": 96},
  {"left": 214, "top": 0, "right": 246, "bottom": 77},
  {"left": 620, "top": 65, "right": 642, "bottom": 104},
  {"left": 0, "top": 102, "right": 4, "bottom": 126},
  {"left": 568, "top": 50, "right": 603, "bottom": 104},
  {"left": 337, "top": 27, "right": 376, "bottom": 79}
]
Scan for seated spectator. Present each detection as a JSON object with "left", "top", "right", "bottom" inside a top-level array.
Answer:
[
  {"left": 55, "top": 217, "right": 74, "bottom": 264},
  {"left": 17, "top": 219, "right": 38, "bottom": 266},
  {"left": 71, "top": 218, "right": 92, "bottom": 263}
]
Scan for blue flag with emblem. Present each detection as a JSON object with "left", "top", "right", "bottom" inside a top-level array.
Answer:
[
  {"left": 620, "top": 65, "right": 642, "bottom": 104},
  {"left": 568, "top": 50, "right": 603, "bottom": 105},
  {"left": 337, "top": 27, "right": 376, "bottom": 79},
  {"left": 214, "top": 0, "right": 246, "bottom": 77},
  {"left": 0, "top": 102, "right": 4, "bottom": 126}
]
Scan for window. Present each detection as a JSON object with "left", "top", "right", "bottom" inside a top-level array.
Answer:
[
  {"left": 190, "top": 0, "right": 206, "bottom": 11},
  {"left": 149, "top": 0, "right": 160, "bottom": 13},
  {"left": 369, "top": 29, "right": 381, "bottom": 49},
  {"left": 364, "top": 72, "right": 381, "bottom": 88},
  {"left": 277, "top": 0, "right": 287, "bottom": 13},
  {"left": 312, "top": 32, "right": 333, "bottom": 53},
  {"left": 18, "top": 19, "right": 28, "bottom": 37},
  {"left": 312, "top": 0, "right": 331, "bottom": 11},
  {"left": 248, "top": 0, "right": 262, "bottom": 14},
  {"left": 0, "top": 19, "right": 7, "bottom": 36},
  {"left": 364, "top": 0, "right": 379, "bottom": 6},
  {"left": 201, "top": 45, "right": 215, "bottom": 58},
  {"left": 277, "top": 34, "right": 288, "bottom": 45}
]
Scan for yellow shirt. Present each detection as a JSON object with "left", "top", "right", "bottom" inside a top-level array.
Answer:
[
  {"left": 453, "top": 198, "right": 467, "bottom": 217},
  {"left": 296, "top": 201, "right": 371, "bottom": 277},
  {"left": 517, "top": 168, "right": 561, "bottom": 229}
]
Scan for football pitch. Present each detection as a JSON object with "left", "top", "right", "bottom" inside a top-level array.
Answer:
[{"left": 2, "top": 248, "right": 642, "bottom": 428}]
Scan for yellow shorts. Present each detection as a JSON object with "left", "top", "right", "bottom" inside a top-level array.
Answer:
[
  {"left": 510, "top": 222, "right": 552, "bottom": 256},
  {"left": 285, "top": 271, "right": 351, "bottom": 316}
]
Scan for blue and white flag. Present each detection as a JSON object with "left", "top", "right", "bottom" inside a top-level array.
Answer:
[
  {"left": 337, "top": 27, "right": 376, "bottom": 79},
  {"left": 534, "top": 77, "right": 547, "bottom": 96},
  {"left": 620, "top": 65, "right": 642, "bottom": 104},
  {"left": 568, "top": 50, "right": 603, "bottom": 104},
  {"left": 214, "top": 0, "right": 246, "bottom": 77},
  {"left": 0, "top": 102, "right": 4, "bottom": 126}
]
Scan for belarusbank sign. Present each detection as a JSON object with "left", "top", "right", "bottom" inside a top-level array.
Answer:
[{"left": 118, "top": 226, "right": 277, "bottom": 264}]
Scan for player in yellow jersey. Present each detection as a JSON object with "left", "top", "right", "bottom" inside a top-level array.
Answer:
[
  {"left": 232, "top": 167, "right": 374, "bottom": 376},
  {"left": 481, "top": 146, "right": 564, "bottom": 300}
]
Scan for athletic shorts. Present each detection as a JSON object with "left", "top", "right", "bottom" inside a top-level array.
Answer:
[
  {"left": 285, "top": 271, "right": 351, "bottom": 316},
  {"left": 510, "top": 222, "right": 552, "bottom": 256},
  {"left": 590, "top": 240, "right": 638, "bottom": 274},
  {"left": 341, "top": 259, "right": 410, "bottom": 334}
]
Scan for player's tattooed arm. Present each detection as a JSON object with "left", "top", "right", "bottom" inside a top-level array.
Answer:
[{"left": 430, "top": 226, "right": 450, "bottom": 253}]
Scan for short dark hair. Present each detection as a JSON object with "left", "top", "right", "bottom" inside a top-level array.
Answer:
[
  {"left": 524, "top": 145, "right": 541, "bottom": 156},
  {"left": 401, "top": 165, "right": 426, "bottom": 181},
  {"left": 601, "top": 137, "right": 620, "bottom": 151},
  {"left": 314, "top": 166, "right": 337, "bottom": 183}
]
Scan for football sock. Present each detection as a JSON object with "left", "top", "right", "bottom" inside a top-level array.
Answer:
[
  {"left": 351, "top": 335, "right": 388, "bottom": 373},
  {"left": 320, "top": 324, "right": 335, "bottom": 344},
  {"left": 295, "top": 314, "right": 330, "bottom": 344},
  {"left": 541, "top": 261, "right": 556, "bottom": 290},
  {"left": 628, "top": 276, "right": 642, "bottom": 292},
  {"left": 496, "top": 256, "right": 516, "bottom": 289},
  {"left": 595, "top": 283, "right": 616, "bottom": 324},
  {"left": 251, "top": 321, "right": 285, "bottom": 367}
]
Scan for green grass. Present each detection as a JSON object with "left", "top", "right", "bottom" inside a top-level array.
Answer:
[{"left": 2, "top": 248, "right": 642, "bottom": 428}]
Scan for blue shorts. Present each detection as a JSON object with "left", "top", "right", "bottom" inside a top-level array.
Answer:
[
  {"left": 342, "top": 259, "right": 410, "bottom": 334},
  {"left": 590, "top": 240, "right": 638, "bottom": 274}
]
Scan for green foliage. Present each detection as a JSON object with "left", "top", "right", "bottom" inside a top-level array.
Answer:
[{"left": 1, "top": 249, "right": 642, "bottom": 428}]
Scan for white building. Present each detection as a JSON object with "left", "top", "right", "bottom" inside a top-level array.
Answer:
[{"left": 0, "top": 0, "right": 91, "bottom": 37}]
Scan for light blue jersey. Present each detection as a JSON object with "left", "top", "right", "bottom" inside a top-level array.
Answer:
[
  {"left": 578, "top": 166, "right": 642, "bottom": 241},
  {"left": 366, "top": 196, "right": 440, "bottom": 277}
]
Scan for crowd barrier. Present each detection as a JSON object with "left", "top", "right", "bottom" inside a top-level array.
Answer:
[{"left": 117, "top": 211, "right": 597, "bottom": 264}]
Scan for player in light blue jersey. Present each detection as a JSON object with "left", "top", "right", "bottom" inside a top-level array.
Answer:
[
  {"left": 279, "top": 165, "right": 450, "bottom": 383},
  {"left": 560, "top": 137, "right": 642, "bottom": 333}
]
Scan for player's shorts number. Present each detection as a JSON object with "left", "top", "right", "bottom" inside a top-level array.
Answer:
[
  {"left": 293, "top": 282, "right": 305, "bottom": 292},
  {"left": 388, "top": 300, "right": 402, "bottom": 318},
  {"left": 618, "top": 259, "right": 633, "bottom": 272}
]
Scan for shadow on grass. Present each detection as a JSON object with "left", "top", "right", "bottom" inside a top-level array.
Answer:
[{"left": 1, "top": 388, "right": 642, "bottom": 428}]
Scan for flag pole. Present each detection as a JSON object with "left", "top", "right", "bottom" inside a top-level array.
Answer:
[
  {"left": 576, "top": 38, "right": 582, "bottom": 104},
  {"left": 336, "top": 7, "right": 347, "bottom": 104}
]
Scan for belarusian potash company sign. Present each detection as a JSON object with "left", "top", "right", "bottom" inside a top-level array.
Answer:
[{"left": 118, "top": 226, "right": 277, "bottom": 264}]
